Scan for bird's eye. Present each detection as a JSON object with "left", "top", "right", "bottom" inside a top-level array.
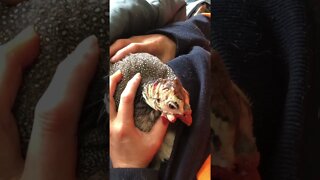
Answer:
[
  {"left": 168, "top": 102, "right": 179, "bottom": 109},
  {"left": 156, "top": 99, "right": 160, "bottom": 103}
]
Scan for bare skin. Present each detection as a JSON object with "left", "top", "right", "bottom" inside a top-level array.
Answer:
[
  {"left": 0, "top": 26, "right": 100, "bottom": 180},
  {"left": 110, "top": 34, "right": 176, "bottom": 63}
]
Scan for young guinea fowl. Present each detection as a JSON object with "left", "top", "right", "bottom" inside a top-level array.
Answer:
[
  {"left": 0, "top": 1, "right": 107, "bottom": 179},
  {"left": 211, "top": 50, "right": 260, "bottom": 179},
  {"left": 108, "top": 53, "right": 192, "bottom": 168}
]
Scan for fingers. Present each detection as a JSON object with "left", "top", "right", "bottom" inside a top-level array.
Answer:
[
  {"left": 0, "top": 114, "right": 24, "bottom": 180},
  {"left": 149, "top": 116, "right": 169, "bottom": 143},
  {"left": 110, "top": 34, "right": 176, "bottom": 63},
  {"left": 0, "top": 26, "right": 39, "bottom": 179},
  {"left": 34, "top": 35, "right": 100, "bottom": 132},
  {"left": 117, "top": 73, "right": 141, "bottom": 124},
  {"left": 109, "top": 70, "right": 122, "bottom": 120},
  {"left": 110, "top": 39, "right": 130, "bottom": 60},
  {"left": 111, "top": 43, "right": 147, "bottom": 63},
  {"left": 22, "top": 35, "right": 100, "bottom": 180},
  {"left": 0, "top": 26, "right": 40, "bottom": 113}
]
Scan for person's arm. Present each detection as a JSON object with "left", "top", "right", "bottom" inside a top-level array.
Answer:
[
  {"left": 110, "top": 15, "right": 211, "bottom": 64},
  {"left": 148, "top": 14, "right": 211, "bottom": 56}
]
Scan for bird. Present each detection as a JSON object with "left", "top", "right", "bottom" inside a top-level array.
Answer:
[
  {"left": 210, "top": 50, "right": 260, "bottom": 179},
  {"left": 108, "top": 52, "right": 192, "bottom": 168},
  {"left": 0, "top": 1, "right": 108, "bottom": 179}
]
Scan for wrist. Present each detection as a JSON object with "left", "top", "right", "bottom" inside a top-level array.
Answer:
[{"left": 157, "top": 34, "right": 177, "bottom": 63}]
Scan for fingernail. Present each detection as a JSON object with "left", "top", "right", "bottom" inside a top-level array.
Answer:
[
  {"left": 114, "top": 70, "right": 122, "bottom": 76},
  {"left": 85, "top": 35, "right": 98, "bottom": 48},
  {"left": 86, "top": 35, "right": 98, "bottom": 43},
  {"left": 19, "top": 26, "right": 36, "bottom": 40},
  {"left": 78, "top": 35, "right": 98, "bottom": 51},
  {"left": 6, "top": 25, "right": 37, "bottom": 49},
  {"left": 73, "top": 35, "right": 99, "bottom": 60},
  {"left": 110, "top": 53, "right": 119, "bottom": 63},
  {"left": 132, "top": 73, "right": 141, "bottom": 83},
  {"left": 3, "top": 25, "right": 40, "bottom": 67},
  {"left": 135, "top": 73, "right": 141, "bottom": 79}
]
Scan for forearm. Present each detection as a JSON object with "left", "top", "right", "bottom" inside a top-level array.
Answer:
[{"left": 148, "top": 15, "right": 211, "bottom": 56}]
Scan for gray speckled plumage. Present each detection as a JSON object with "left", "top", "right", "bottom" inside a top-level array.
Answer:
[
  {"left": 0, "top": 0, "right": 108, "bottom": 179},
  {"left": 110, "top": 53, "right": 176, "bottom": 132},
  {"left": 109, "top": 53, "right": 181, "bottom": 169}
]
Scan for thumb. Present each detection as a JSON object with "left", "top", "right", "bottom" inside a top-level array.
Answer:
[{"left": 149, "top": 116, "right": 169, "bottom": 142}]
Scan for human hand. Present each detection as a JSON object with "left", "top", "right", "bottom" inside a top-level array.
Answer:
[
  {"left": 109, "top": 71, "right": 169, "bottom": 168},
  {"left": 0, "top": 26, "right": 100, "bottom": 180},
  {"left": 110, "top": 34, "right": 176, "bottom": 64}
]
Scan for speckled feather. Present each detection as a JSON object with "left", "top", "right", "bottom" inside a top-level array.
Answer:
[
  {"left": 109, "top": 53, "right": 183, "bottom": 169},
  {"left": 0, "top": 1, "right": 108, "bottom": 179},
  {"left": 110, "top": 53, "right": 176, "bottom": 132}
]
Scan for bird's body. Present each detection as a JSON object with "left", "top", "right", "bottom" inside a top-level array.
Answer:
[
  {"left": 211, "top": 50, "right": 260, "bottom": 179},
  {"left": 109, "top": 53, "right": 192, "bottom": 168},
  {"left": 110, "top": 53, "right": 175, "bottom": 132}
]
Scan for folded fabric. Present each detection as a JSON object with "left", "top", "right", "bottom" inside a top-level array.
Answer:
[{"left": 110, "top": 0, "right": 186, "bottom": 43}]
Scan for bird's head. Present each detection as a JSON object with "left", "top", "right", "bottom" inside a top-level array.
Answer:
[{"left": 142, "top": 78, "right": 192, "bottom": 126}]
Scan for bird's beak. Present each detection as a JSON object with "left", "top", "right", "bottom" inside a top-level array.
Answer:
[
  {"left": 161, "top": 110, "right": 192, "bottom": 126},
  {"left": 162, "top": 114, "right": 177, "bottom": 123}
]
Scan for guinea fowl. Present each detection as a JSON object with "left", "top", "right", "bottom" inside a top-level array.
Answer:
[
  {"left": 108, "top": 53, "right": 192, "bottom": 168},
  {"left": 211, "top": 50, "right": 260, "bottom": 179}
]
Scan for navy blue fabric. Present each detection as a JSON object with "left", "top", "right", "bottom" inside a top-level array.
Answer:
[
  {"left": 110, "top": 15, "right": 211, "bottom": 180},
  {"left": 163, "top": 46, "right": 211, "bottom": 180},
  {"left": 212, "top": 0, "right": 311, "bottom": 179},
  {"left": 303, "top": 1, "right": 320, "bottom": 179},
  {"left": 149, "top": 15, "right": 211, "bottom": 56},
  {"left": 212, "top": 2, "right": 286, "bottom": 178}
]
